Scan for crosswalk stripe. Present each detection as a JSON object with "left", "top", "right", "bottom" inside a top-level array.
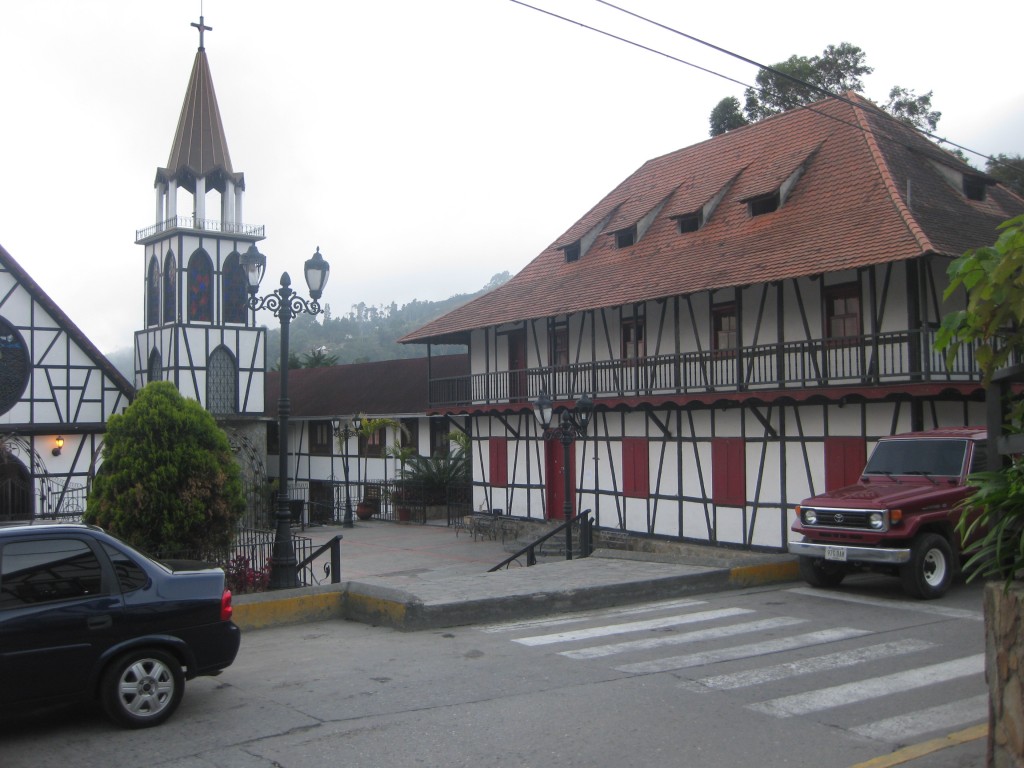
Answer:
[
  {"left": 749, "top": 654, "right": 984, "bottom": 718},
  {"left": 787, "top": 587, "right": 984, "bottom": 621},
  {"left": 850, "top": 694, "right": 988, "bottom": 742},
  {"left": 561, "top": 616, "right": 806, "bottom": 660},
  {"left": 512, "top": 607, "right": 753, "bottom": 647},
  {"left": 672, "top": 637, "right": 931, "bottom": 687},
  {"left": 480, "top": 598, "right": 707, "bottom": 633}
]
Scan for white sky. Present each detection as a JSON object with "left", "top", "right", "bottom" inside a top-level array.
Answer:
[{"left": 1, "top": 1, "right": 1021, "bottom": 354}]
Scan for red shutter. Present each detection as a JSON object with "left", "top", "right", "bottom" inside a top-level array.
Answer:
[
  {"left": 622, "top": 438, "right": 650, "bottom": 498},
  {"left": 489, "top": 438, "right": 508, "bottom": 487},
  {"left": 712, "top": 438, "right": 746, "bottom": 506},
  {"left": 824, "top": 437, "right": 866, "bottom": 490}
]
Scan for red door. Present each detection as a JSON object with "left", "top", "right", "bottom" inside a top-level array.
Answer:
[{"left": 544, "top": 440, "right": 576, "bottom": 520}]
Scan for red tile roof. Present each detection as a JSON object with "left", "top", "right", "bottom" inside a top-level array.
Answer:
[
  {"left": 265, "top": 355, "right": 469, "bottom": 419},
  {"left": 402, "top": 94, "right": 1024, "bottom": 345}
]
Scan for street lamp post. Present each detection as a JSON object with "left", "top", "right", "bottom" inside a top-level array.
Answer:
[
  {"left": 533, "top": 391, "right": 594, "bottom": 559},
  {"left": 333, "top": 418, "right": 355, "bottom": 528},
  {"left": 242, "top": 244, "right": 330, "bottom": 590}
]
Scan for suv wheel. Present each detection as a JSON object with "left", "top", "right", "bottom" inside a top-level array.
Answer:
[
  {"left": 100, "top": 649, "right": 184, "bottom": 728},
  {"left": 798, "top": 555, "right": 846, "bottom": 588},
  {"left": 900, "top": 533, "right": 954, "bottom": 600}
]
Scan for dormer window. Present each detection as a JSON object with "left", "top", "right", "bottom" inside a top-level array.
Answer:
[
  {"left": 748, "top": 191, "right": 780, "bottom": 217},
  {"left": 963, "top": 176, "right": 986, "bottom": 201},
  {"left": 674, "top": 211, "right": 703, "bottom": 233},
  {"left": 615, "top": 225, "right": 637, "bottom": 248},
  {"left": 563, "top": 241, "right": 581, "bottom": 263}
]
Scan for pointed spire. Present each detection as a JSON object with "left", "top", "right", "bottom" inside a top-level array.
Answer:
[{"left": 157, "top": 16, "right": 241, "bottom": 194}]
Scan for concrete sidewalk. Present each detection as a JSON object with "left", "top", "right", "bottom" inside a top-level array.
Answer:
[{"left": 233, "top": 520, "right": 799, "bottom": 631}]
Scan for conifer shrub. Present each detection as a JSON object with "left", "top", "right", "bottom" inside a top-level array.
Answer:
[{"left": 84, "top": 381, "right": 245, "bottom": 556}]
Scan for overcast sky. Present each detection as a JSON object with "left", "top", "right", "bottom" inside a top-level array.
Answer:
[{"left": 2, "top": 0, "right": 1021, "bottom": 354}]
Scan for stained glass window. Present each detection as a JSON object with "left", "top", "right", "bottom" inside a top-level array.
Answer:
[
  {"left": 146, "top": 257, "right": 160, "bottom": 327},
  {"left": 222, "top": 251, "right": 247, "bottom": 324},
  {"left": 162, "top": 251, "right": 176, "bottom": 324},
  {"left": 0, "top": 317, "right": 30, "bottom": 416},
  {"left": 187, "top": 250, "right": 213, "bottom": 322},
  {"left": 207, "top": 346, "right": 237, "bottom": 415}
]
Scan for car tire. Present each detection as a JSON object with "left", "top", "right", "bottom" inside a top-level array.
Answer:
[
  {"left": 100, "top": 649, "right": 184, "bottom": 728},
  {"left": 798, "top": 555, "right": 846, "bottom": 588},
  {"left": 900, "top": 533, "right": 954, "bottom": 600}
]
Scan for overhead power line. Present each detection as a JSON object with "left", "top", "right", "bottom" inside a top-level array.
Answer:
[{"left": 507, "top": 0, "right": 1020, "bottom": 176}]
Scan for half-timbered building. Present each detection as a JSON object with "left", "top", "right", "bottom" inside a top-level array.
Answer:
[
  {"left": 263, "top": 355, "right": 470, "bottom": 526},
  {"left": 401, "top": 93, "right": 1024, "bottom": 551},
  {"left": 0, "top": 244, "right": 133, "bottom": 521},
  {"left": 133, "top": 20, "right": 267, "bottom": 423}
]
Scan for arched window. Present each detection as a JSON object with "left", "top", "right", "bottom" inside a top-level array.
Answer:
[
  {"left": 187, "top": 250, "right": 214, "bottom": 322},
  {"left": 147, "top": 348, "right": 162, "bottom": 383},
  {"left": 222, "top": 251, "right": 247, "bottom": 324},
  {"left": 146, "top": 256, "right": 160, "bottom": 327},
  {"left": 207, "top": 346, "right": 238, "bottom": 415},
  {"left": 162, "top": 251, "right": 177, "bottom": 324},
  {"left": 0, "top": 317, "right": 30, "bottom": 417}
]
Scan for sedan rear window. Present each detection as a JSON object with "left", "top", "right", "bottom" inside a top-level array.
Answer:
[{"left": 0, "top": 538, "right": 104, "bottom": 608}]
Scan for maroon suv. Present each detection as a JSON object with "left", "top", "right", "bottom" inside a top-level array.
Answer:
[{"left": 789, "top": 427, "right": 986, "bottom": 599}]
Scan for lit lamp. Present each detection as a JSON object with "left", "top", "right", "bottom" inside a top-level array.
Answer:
[
  {"left": 533, "top": 392, "right": 594, "bottom": 559},
  {"left": 52, "top": 436, "right": 64, "bottom": 457},
  {"left": 242, "top": 244, "right": 331, "bottom": 590}
]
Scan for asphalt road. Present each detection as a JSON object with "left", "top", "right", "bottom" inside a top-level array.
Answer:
[{"left": 1, "top": 575, "right": 988, "bottom": 768}]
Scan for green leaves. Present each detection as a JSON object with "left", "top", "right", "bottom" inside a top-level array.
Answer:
[
  {"left": 937, "top": 214, "right": 1024, "bottom": 384},
  {"left": 84, "top": 382, "right": 245, "bottom": 557}
]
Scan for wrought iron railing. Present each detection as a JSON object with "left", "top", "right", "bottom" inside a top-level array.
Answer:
[
  {"left": 135, "top": 215, "right": 265, "bottom": 242},
  {"left": 489, "top": 509, "right": 593, "bottom": 571},
  {"left": 428, "top": 328, "right": 980, "bottom": 407}
]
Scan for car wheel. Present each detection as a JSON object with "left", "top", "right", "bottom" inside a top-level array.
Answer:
[
  {"left": 900, "top": 533, "right": 954, "bottom": 600},
  {"left": 100, "top": 649, "right": 184, "bottom": 728},
  {"left": 798, "top": 555, "right": 846, "bottom": 588}
]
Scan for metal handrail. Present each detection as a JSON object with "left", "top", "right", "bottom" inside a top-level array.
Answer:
[
  {"left": 297, "top": 534, "right": 343, "bottom": 584},
  {"left": 488, "top": 510, "right": 593, "bottom": 572}
]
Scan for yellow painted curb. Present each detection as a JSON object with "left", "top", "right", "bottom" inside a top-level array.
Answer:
[
  {"left": 232, "top": 591, "right": 344, "bottom": 631},
  {"left": 728, "top": 559, "right": 799, "bottom": 586},
  {"left": 847, "top": 723, "right": 988, "bottom": 768}
]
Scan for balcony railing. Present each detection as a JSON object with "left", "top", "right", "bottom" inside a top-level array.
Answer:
[
  {"left": 135, "top": 216, "right": 265, "bottom": 242},
  {"left": 427, "top": 328, "right": 980, "bottom": 407}
]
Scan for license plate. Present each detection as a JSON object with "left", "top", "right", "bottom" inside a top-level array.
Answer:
[{"left": 825, "top": 546, "right": 847, "bottom": 562}]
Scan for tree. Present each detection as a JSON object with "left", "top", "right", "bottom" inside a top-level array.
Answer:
[
  {"left": 84, "top": 381, "right": 245, "bottom": 556},
  {"left": 936, "top": 214, "right": 1024, "bottom": 586},
  {"left": 937, "top": 214, "right": 1024, "bottom": 385},
  {"left": 708, "top": 42, "right": 942, "bottom": 137},
  {"left": 301, "top": 347, "right": 338, "bottom": 367},
  {"left": 709, "top": 96, "right": 749, "bottom": 137},
  {"left": 742, "top": 43, "right": 871, "bottom": 124},
  {"left": 883, "top": 86, "right": 941, "bottom": 131},
  {"left": 987, "top": 154, "right": 1024, "bottom": 197}
]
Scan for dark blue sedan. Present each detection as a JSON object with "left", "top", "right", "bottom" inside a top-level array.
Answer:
[{"left": 0, "top": 524, "right": 241, "bottom": 728}]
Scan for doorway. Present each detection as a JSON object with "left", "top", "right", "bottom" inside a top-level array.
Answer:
[{"left": 544, "top": 439, "right": 575, "bottom": 520}]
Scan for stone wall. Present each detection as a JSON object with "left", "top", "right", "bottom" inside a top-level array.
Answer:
[{"left": 985, "top": 581, "right": 1024, "bottom": 767}]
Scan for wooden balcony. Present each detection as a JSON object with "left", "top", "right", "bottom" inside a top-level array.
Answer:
[{"left": 427, "top": 328, "right": 980, "bottom": 408}]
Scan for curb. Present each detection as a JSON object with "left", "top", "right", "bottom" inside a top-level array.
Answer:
[{"left": 232, "top": 558, "right": 799, "bottom": 632}]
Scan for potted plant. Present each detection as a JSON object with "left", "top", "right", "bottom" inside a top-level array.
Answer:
[{"left": 398, "top": 431, "right": 471, "bottom": 521}]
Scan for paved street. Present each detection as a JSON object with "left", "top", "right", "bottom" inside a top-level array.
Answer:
[{"left": 1, "top": 574, "right": 987, "bottom": 768}]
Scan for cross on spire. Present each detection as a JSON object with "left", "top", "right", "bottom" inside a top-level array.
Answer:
[{"left": 191, "top": 15, "right": 212, "bottom": 51}]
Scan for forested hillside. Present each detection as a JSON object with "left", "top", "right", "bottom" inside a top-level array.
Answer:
[{"left": 270, "top": 271, "right": 509, "bottom": 367}]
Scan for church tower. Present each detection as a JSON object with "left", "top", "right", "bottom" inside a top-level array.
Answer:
[{"left": 134, "top": 17, "right": 265, "bottom": 418}]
